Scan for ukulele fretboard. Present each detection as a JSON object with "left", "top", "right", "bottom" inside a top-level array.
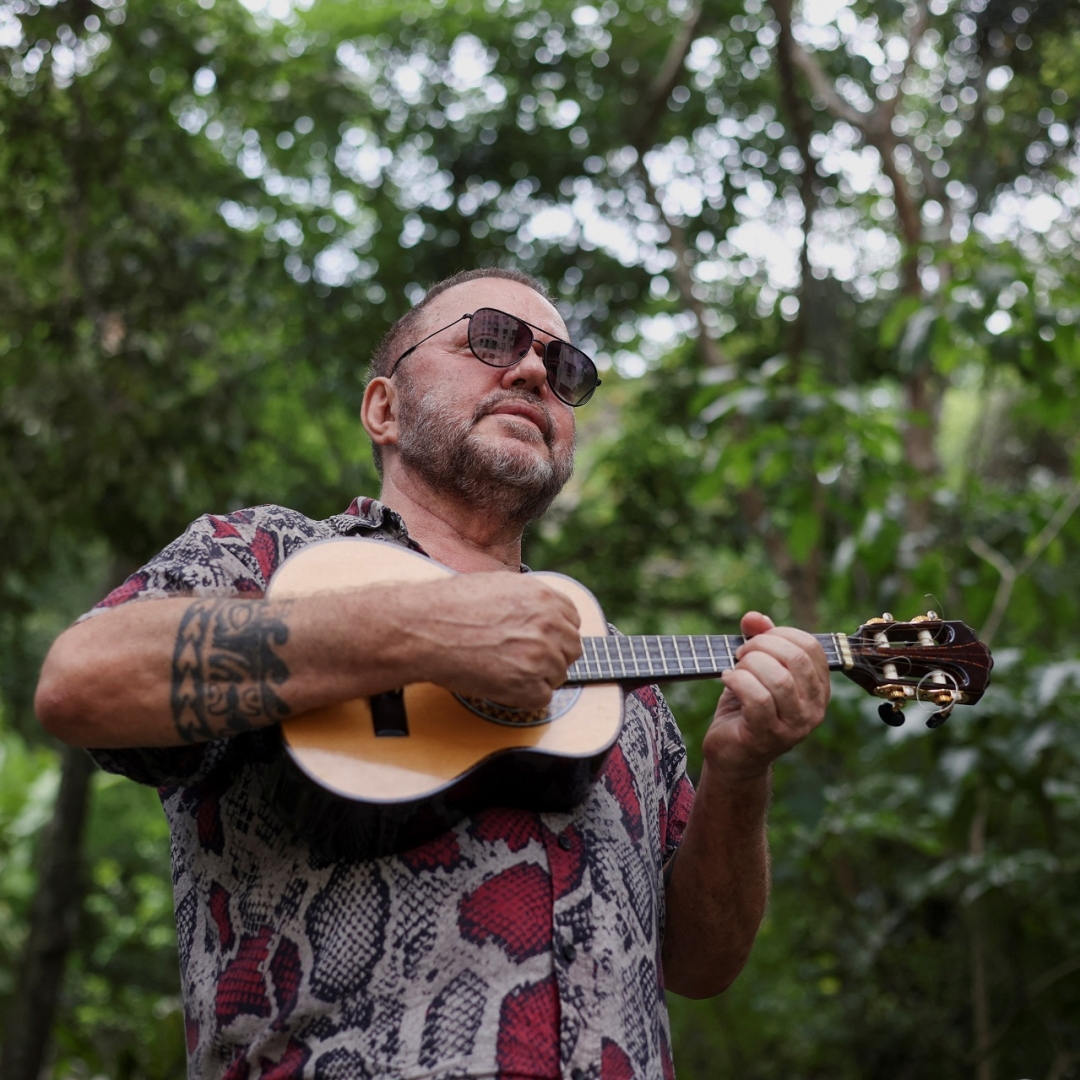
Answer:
[{"left": 566, "top": 633, "right": 852, "bottom": 685}]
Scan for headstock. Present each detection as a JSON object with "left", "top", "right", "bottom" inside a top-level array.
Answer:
[{"left": 841, "top": 612, "right": 993, "bottom": 729}]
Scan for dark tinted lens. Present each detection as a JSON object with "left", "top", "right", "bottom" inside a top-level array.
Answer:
[
  {"left": 546, "top": 342, "right": 597, "bottom": 406},
  {"left": 469, "top": 308, "right": 532, "bottom": 366}
]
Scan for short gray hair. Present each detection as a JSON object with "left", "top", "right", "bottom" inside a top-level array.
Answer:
[{"left": 366, "top": 267, "right": 556, "bottom": 473}]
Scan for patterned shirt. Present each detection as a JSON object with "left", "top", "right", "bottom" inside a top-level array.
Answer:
[{"left": 85, "top": 498, "right": 696, "bottom": 1080}]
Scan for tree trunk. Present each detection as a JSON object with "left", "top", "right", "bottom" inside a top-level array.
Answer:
[
  {"left": 969, "top": 790, "right": 994, "bottom": 1080},
  {"left": 1, "top": 745, "right": 96, "bottom": 1080}
]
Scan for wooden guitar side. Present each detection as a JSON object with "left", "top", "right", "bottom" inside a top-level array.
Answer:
[{"left": 264, "top": 538, "right": 625, "bottom": 860}]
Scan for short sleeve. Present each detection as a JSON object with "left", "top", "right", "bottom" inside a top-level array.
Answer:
[
  {"left": 78, "top": 507, "right": 324, "bottom": 785},
  {"left": 78, "top": 509, "right": 293, "bottom": 621},
  {"left": 91, "top": 738, "right": 235, "bottom": 789}
]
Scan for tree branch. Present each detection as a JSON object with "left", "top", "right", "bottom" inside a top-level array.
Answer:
[
  {"left": 632, "top": 1, "right": 705, "bottom": 157},
  {"left": 788, "top": 47, "right": 871, "bottom": 131},
  {"left": 773, "top": 0, "right": 821, "bottom": 367},
  {"left": 970, "top": 953, "right": 1080, "bottom": 1066},
  {"left": 629, "top": 1, "right": 727, "bottom": 368},
  {"left": 634, "top": 167, "right": 727, "bottom": 368},
  {"left": 968, "top": 484, "right": 1080, "bottom": 647},
  {"left": 968, "top": 791, "right": 994, "bottom": 1080}
]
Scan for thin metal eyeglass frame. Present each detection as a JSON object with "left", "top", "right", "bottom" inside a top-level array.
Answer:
[{"left": 388, "top": 309, "right": 601, "bottom": 407}]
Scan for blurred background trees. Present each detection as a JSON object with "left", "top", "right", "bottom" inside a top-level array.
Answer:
[{"left": 2, "top": 0, "right": 1079, "bottom": 1076}]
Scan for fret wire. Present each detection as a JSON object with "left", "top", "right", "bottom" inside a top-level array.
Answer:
[
  {"left": 577, "top": 639, "right": 590, "bottom": 680},
  {"left": 629, "top": 635, "right": 642, "bottom": 680},
  {"left": 724, "top": 635, "right": 736, "bottom": 670},
  {"left": 617, "top": 640, "right": 630, "bottom": 679},
  {"left": 581, "top": 640, "right": 596, "bottom": 681},
  {"left": 578, "top": 639, "right": 596, "bottom": 673},
  {"left": 817, "top": 634, "right": 841, "bottom": 666},
  {"left": 585, "top": 639, "right": 600, "bottom": 678},
  {"left": 666, "top": 636, "right": 679, "bottom": 674},
  {"left": 657, "top": 636, "right": 669, "bottom": 675},
  {"left": 705, "top": 635, "right": 719, "bottom": 674},
  {"left": 568, "top": 645, "right": 582, "bottom": 682},
  {"left": 601, "top": 635, "right": 615, "bottom": 678},
  {"left": 638, "top": 636, "right": 649, "bottom": 672},
  {"left": 660, "top": 635, "right": 671, "bottom": 674},
  {"left": 614, "top": 635, "right": 627, "bottom": 677},
  {"left": 690, "top": 636, "right": 703, "bottom": 674}
]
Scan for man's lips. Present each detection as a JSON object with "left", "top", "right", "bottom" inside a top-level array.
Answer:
[{"left": 484, "top": 400, "right": 550, "bottom": 437}]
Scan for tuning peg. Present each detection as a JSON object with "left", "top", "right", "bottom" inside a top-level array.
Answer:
[
  {"left": 924, "top": 689, "right": 957, "bottom": 729},
  {"left": 865, "top": 613, "right": 895, "bottom": 626},
  {"left": 878, "top": 701, "right": 906, "bottom": 727}
]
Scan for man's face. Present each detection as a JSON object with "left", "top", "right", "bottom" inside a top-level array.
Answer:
[{"left": 391, "top": 279, "right": 578, "bottom": 524}]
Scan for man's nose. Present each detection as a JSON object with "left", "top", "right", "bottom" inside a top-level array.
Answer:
[{"left": 502, "top": 338, "right": 549, "bottom": 393}]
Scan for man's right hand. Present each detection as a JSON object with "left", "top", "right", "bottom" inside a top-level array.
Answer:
[{"left": 401, "top": 573, "right": 583, "bottom": 711}]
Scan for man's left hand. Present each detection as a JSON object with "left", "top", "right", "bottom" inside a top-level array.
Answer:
[{"left": 704, "top": 611, "right": 830, "bottom": 781}]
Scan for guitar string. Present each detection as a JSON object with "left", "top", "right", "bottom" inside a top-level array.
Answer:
[
  {"left": 573, "top": 635, "right": 845, "bottom": 668},
  {"left": 567, "top": 634, "right": 845, "bottom": 682}
]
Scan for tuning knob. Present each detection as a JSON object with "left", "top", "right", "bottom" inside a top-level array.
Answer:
[
  {"left": 878, "top": 701, "right": 906, "bottom": 726},
  {"left": 925, "top": 690, "right": 955, "bottom": 729}
]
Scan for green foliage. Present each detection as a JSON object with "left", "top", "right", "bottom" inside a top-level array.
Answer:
[
  {"left": 0, "top": 715, "right": 59, "bottom": 996},
  {"left": 3, "top": 0, "right": 1080, "bottom": 1075},
  {"left": 0, "top": 707, "right": 183, "bottom": 1078},
  {"left": 56, "top": 773, "right": 185, "bottom": 1080}
]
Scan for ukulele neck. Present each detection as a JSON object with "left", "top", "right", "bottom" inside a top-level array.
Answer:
[{"left": 566, "top": 633, "right": 853, "bottom": 686}]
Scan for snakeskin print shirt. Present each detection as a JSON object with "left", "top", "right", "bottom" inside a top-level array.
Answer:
[{"left": 85, "top": 498, "right": 696, "bottom": 1080}]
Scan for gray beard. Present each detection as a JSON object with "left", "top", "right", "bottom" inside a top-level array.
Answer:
[{"left": 395, "top": 377, "right": 574, "bottom": 526}]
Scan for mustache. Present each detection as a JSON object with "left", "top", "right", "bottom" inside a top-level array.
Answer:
[{"left": 471, "top": 390, "right": 556, "bottom": 446}]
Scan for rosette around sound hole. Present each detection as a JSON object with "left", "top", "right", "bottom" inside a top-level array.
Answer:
[{"left": 453, "top": 685, "right": 583, "bottom": 726}]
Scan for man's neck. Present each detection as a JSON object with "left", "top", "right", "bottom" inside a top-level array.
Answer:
[{"left": 378, "top": 474, "right": 525, "bottom": 574}]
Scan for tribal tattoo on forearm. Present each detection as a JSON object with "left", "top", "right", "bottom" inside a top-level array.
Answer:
[{"left": 170, "top": 599, "right": 293, "bottom": 743}]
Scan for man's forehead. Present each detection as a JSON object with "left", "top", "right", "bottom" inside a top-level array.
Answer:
[{"left": 421, "top": 279, "right": 567, "bottom": 339}]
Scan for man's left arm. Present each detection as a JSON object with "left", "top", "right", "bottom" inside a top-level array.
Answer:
[{"left": 661, "top": 611, "right": 830, "bottom": 998}]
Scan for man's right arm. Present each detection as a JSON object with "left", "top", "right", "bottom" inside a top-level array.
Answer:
[{"left": 35, "top": 574, "right": 582, "bottom": 750}]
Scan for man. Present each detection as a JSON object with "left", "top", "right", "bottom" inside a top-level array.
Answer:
[{"left": 36, "top": 267, "right": 830, "bottom": 1079}]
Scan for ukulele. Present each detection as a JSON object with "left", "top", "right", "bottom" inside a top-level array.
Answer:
[{"left": 264, "top": 538, "right": 993, "bottom": 861}]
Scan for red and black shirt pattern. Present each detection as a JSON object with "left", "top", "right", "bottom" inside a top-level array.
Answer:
[{"left": 84, "top": 499, "right": 696, "bottom": 1080}]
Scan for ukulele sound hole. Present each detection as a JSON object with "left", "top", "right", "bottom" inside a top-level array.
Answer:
[{"left": 453, "top": 686, "right": 582, "bottom": 727}]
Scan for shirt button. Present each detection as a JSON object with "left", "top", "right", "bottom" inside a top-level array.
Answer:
[
  {"left": 571, "top": 1070, "right": 585, "bottom": 1080},
  {"left": 558, "top": 832, "right": 573, "bottom": 851},
  {"left": 561, "top": 940, "right": 577, "bottom": 963}
]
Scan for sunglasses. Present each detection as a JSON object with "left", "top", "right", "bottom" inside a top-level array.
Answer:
[{"left": 389, "top": 307, "right": 601, "bottom": 407}]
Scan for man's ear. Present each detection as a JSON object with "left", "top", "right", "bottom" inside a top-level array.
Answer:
[{"left": 361, "top": 377, "right": 399, "bottom": 450}]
